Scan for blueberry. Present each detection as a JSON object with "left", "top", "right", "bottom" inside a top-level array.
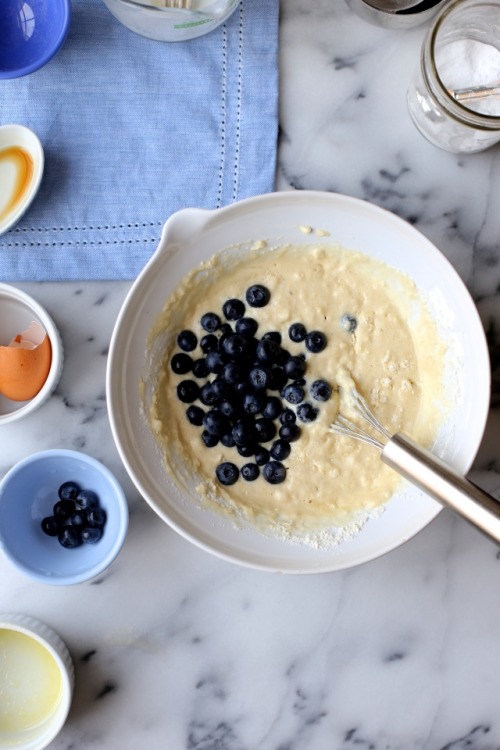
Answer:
[
  {"left": 200, "top": 383, "right": 219, "bottom": 406},
  {"left": 243, "top": 392, "right": 266, "bottom": 415},
  {"left": 202, "top": 430, "right": 219, "bottom": 447},
  {"left": 41, "top": 516, "right": 60, "bottom": 536},
  {"left": 311, "top": 379, "right": 332, "bottom": 402},
  {"left": 53, "top": 499, "right": 75, "bottom": 519},
  {"left": 249, "top": 365, "right": 272, "bottom": 390},
  {"left": 75, "top": 489, "right": 99, "bottom": 511},
  {"left": 235, "top": 317, "right": 259, "bottom": 337},
  {"left": 284, "top": 356, "right": 307, "bottom": 380},
  {"left": 246, "top": 284, "right": 270, "bottom": 308},
  {"left": 170, "top": 352, "right": 193, "bottom": 375},
  {"left": 262, "top": 461, "right": 287, "bottom": 484},
  {"left": 241, "top": 463, "right": 260, "bottom": 481},
  {"left": 256, "top": 338, "right": 281, "bottom": 364},
  {"left": 87, "top": 507, "right": 107, "bottom": 528},
  {"left": 81, "top": 526, "right": 103, "bottom": 544},
  {"left": 232, "top": 420, "right": 256, "bottom": 447},
  {"left": 288, "top": 322, "right": 307, "bottom": 343},
  {"left": 305, "top": 330, "right": 327, "bottom": 353},
  {"left": 276, "top": 347, "right": 291, "bottom": 366},
  {"left": 221, "top": 433, "right": 236, "bottom": 448},
  {"left": 269, "top": 367, "right": 287, "bottom": 391},
  {"left": 58, "top": 481, "right": 80, "bottom": 501},
  {"left": 192, "top": 358, "right": 209, "bottom": 379},
  {"left": 186, "top": 405, "right": 205, "bottom": 426},
  {"left": 222, "top": 298, "right": 245, "bottom": 321},
  {"left": 203, "top": 410, "right": 228, "bottom": 436},
  {"left": 255, "top": 446, "right": 271, "bottom": 466},
  {"left": 280, "top": 408, "right": 296, "bottom": 425},
  {"left": 283, "top": 383, "right": 305, "bottom": 405},
  {"left": 216, "top": 462, "right": 239, "bottom": 486},
  {"left": 176, "top": 380, "right": 200, "bottom": 403},
  {"left": 205, "top": 351, "right": 225, "bottom": 374},
  {"left": 237, "top": 444, "right": 257, "bottom": 458},
  {"left": 222, "top": 362, "right": 246, "bottom": 385},
  {"left": 211, "top": 380, "right": 229, "bottom": 402},
  {"left": 262, "top": 396, "right": 283, "bottom": 420},
  {"left": 244, "top": 337, "right": 258, "bottom": 359},
  {"left": 279, "top": 423, "right": 301, "bottom": 442},
  {"left": 254, "top": 417, "right": 277, "bottom": 443},
  {"left": 297, "top": 402, "right": 319, "bottom": 423},
  {"left": 200, "top": 334, "right": 218, "bottom": 353},
  {"left": 69, "top": 511, "right": 87, "bottom": 527},
  {"left": 262, "top": 331, "right": 281, "bottom": 344},
  {"left": 270, "top": 439, "right": 291, "bottom": 461},
  {"left": 234, "top": 381, "right": 253, "bottom": 397},
  {"left": 222, "top": 334, "right": 249, "bottom": 359},
  {"left": 58, "top": 526, "right": 82, "bottom": 548},
  {"left": 340, "top": 314, "right": 357, "bottom": 333},
  {"left": 177, "top": 329, "right": 197, "bottom": 352},
  {"left": 201, "top": 312, "right": 221, "bottom": 332},
  {"left": 294, "top": 378, "right": 306, "bottom": 387},
  {"left": 218, "top": 323, "right": 233, "bottom": 339},
  {"left": 219, "top": 399, "right": 239, "bottom": 419}
]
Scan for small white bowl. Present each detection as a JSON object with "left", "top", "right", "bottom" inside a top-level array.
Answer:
[
  {"left": 0, "top": 124, "right": 44, "bottom": 236},
  {"left": 0, "top": 613, "right": 74, "bottom": 750},
  {"left": 0, "top": 284, "right": 63, "bottom": 425}
]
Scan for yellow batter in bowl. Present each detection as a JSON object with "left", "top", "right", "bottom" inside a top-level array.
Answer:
[{"left": 147, "top": 240, "right": 448, "bottom": 543}]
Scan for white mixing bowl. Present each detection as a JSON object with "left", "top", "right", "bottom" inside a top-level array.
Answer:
[{"left": 106, "top": 191, "right": 490, "bottom": 573}]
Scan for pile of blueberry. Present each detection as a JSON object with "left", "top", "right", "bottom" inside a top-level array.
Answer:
[
  {"left": 41, "top": 481, "right": 107, "bottom": 548},
  {"left": 170, "top": 284, "right": 332, "bottom": 486}
]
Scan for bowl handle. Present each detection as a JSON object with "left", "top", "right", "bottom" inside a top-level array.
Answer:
[
  {"left": 136, "top": 207, "right": 216, "bottom": 275},
  {"left": 163, "top": 207, "right": 216, "bottom": 249}
]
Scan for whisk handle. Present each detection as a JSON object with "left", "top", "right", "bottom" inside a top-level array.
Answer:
[{"left": 382, "top": 433, "right": 500, "bottom": 545}]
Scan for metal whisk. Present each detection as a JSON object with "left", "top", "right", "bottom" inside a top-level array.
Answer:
[{"left": 331, "top": 381, "right": 500, "bottom": 545}]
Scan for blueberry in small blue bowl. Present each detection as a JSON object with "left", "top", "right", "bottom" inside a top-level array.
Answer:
[
  {"left": 0, "top": 0, "right": 71, "bottom": 80},
  {"left": 0, "top": 449, "right": 128, "bottom": 585}
]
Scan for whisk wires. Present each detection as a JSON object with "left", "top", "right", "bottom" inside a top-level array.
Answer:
[{"left": 330, "top": 386, "right": 392, "bottom": 451}]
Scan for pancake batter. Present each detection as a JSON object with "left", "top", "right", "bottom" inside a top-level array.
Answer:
[{"left": 147, "top": 241, "right": 447, "bottom": 539}]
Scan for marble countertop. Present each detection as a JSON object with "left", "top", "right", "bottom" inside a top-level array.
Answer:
[{"left": 3, "top": 1, "right": 500, "bottom": 748}]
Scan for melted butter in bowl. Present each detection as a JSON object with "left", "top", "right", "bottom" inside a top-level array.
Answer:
[
  {"left": 0, "top": 615, "right": 73, "bottom": 750},
  {"left": 0, "top": 629, "right": 62, "bottom": 735}
]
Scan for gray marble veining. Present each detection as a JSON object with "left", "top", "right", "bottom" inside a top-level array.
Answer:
[{"left": 2, "top": 2, "right": 500, "bottom": 748}]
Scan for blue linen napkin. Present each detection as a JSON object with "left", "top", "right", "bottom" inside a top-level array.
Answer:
[{"left": 0, "top": 0, "right": 279, "bottom": 281}]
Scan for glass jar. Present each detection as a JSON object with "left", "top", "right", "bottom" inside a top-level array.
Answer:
[{"left": 407, "top": 0, "right": 500, "bottom": 153}]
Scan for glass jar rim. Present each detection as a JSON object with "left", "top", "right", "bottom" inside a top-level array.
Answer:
[{"left": 424, "top": 0, "right": 500, "bottom": 127}]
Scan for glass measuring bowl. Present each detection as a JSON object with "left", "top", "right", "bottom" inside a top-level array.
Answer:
[{"left": 101, "top": 0, "right": 241, "bottom": 42}]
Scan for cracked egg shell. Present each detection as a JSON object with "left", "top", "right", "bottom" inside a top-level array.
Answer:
[{"left": 0, "top": 323, "right": 52, "bottom": 401}]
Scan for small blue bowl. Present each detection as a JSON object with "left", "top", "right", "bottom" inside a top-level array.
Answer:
[
  {"left": 0, "top": 450, "right": 128, "bottom": 585},
  {"left": 0, "top": 0, "right": 72, "bottom": 80}
]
